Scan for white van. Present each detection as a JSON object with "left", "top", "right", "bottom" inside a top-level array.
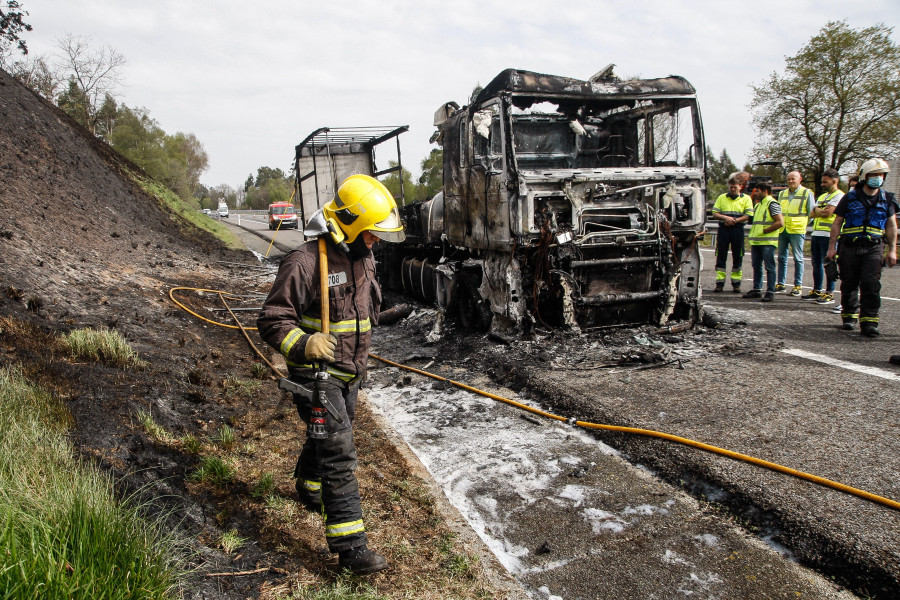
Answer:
[{"left": 217, "top": 201, "right": 229, "bottom": 219}]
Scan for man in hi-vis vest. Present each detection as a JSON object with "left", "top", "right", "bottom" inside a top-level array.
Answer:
[
  {"left": 743, "top": 182, "right": 784, "bottom": 302},
  {"left": 775, "top": 171, "right": 815, "bottom": 296},
  {"left": 803, "top": 168, "right": 843, "bottom": 305}
]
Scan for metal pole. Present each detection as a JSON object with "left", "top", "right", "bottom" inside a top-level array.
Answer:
[{"left": 396, "top": 135, "right": 405, "bottom": 205}]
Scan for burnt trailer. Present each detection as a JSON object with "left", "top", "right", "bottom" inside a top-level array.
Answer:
[
  {"left": 380, "top": 67, "right": 707, "bottom": 332},
  {"left": 294, "top": 126, "right": 409, "bottom": 228}
]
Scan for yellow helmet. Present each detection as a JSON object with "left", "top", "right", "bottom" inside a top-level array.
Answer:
[
  {"left": 322, "top": 174, "right": 406, "bottom": 243},
  {"left": 858, "top": 158, "right": 890, "bottom": 181}
]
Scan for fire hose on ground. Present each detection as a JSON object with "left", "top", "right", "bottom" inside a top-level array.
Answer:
[{"left": 168, "top": 285, "right": 900, "bottom": 513}]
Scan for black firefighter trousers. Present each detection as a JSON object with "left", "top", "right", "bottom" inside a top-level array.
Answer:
[
  {"left": 292, "top": 376, "right": 367, "bottom": 553},
  {"left": 837, "top": 239, "right": 884, "bottom": 326}
]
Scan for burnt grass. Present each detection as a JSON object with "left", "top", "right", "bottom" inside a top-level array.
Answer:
[{"left": 0, "top": 68, "right": 506, "bottom": 599}]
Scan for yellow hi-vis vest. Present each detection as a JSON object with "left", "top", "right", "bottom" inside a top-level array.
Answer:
[
  {"left": 711, "top": 193, "right": 754, "bottom": 223},
  {"left": 812, "top": 190, "right": 842, "bottom": 232},
  {"left": 749, "top": 196, "right": 781, "bottom": 246},
  {"left": 778, "top": 186, "right": 815, "bottom": 234}
]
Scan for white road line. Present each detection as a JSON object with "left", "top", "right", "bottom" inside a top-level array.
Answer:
[{"left": 782, "top": 348, "right": 900, "bottom": 382}]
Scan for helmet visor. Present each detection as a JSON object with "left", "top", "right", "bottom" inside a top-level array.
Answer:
[{"left": 367, "top": 209, "right": 406, "bottom": 243}]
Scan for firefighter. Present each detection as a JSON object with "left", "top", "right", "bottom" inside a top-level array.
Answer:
[
  {"left": 257, "top": 174, "right": 405, "bottom": 574},
  {"left": 775, "top": 171, "right": 816, "bottom": 296},
  {"left": 710, "top": 175, "right": 754, "bottom": 292},
  {"left": 826, "top": 159, "right": 898, "bottom": 336}
]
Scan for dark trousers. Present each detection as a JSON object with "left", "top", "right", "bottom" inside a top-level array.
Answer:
[
  {"left": 715, "top": 225, "right": 745, "bottom": 285},
  {"left": 293, "top": 376, "right": 366, "bottom": 552},
  {"left": 751, "top": 244, "right": 776, "bottom": 293},
  {"left": 810, "top": 236, "right": 836, "bottom": 293},
  {"left": 837, "top": 239, "right": 883, "bottom": 324}
]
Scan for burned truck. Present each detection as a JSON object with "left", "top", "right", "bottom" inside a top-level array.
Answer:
[{"left": 380, "top": 68, "right": 707, "bottom": 332}]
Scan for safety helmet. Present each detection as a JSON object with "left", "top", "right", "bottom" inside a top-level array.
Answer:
[
  {"left": 857, "top": 158, "right": 890, "bottom": 181},
  {"left": 322, "top": 174, "right": 406, "bottom": 243}
]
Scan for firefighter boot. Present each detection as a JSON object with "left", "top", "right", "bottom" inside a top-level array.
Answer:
[{"left": 339, "top": 545, "right": 388, "bottom": 575}]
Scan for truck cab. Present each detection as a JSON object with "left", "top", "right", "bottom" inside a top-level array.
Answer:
[{"left": 388, "top": 68, "right": 707, "bottom": 331}]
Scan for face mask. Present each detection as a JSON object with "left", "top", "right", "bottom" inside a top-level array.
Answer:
[{"left": 867, "top": 176, "right": 884, "bottom": 188}]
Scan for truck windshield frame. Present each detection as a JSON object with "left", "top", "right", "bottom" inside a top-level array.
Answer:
[{"left": 503, "top": 96, "right": 703, "bottom": 172}]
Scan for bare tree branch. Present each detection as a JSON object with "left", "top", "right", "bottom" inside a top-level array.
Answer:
[{"left": 53, "top": 33, "right": 126, "bottom": 134}]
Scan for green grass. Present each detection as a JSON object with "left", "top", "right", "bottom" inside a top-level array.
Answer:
[
  {"left": 180, "top": 433, "right": 202, "bottom": 454},
  {"left": 211, "top": 424, "right": 236, "bottom": 451},
  {"left": 288, "top": 575, "right": 392, "bottom": 600},
  {"left": 0, "top": 365, "right": 184, "bottom": 599},
  {"left": 59, "top": 327, "right": 148, "bottom": 369},
  {"left": 222, "top": 373, "right": 261, "bottom": 399},
  {"left": 250, "top": 472, "right": 275, "bottom": 499},
  {"left": 434, "top": 532, "right": 479, "bottom": 579},
  {"left": 138, "top": 409, "right": 175, "bottom": 444},
  {"left": 218, "top": 528, "right": 247, "bottom": 554},
  {"left": 249, "top": 362, "right": 270, "bottom": 379},
  {"left": 189, "top": 456, "right": 235, "bottom": 487},
  {"left": 132, "top": 173, "right": 243, "bottom": 250}
]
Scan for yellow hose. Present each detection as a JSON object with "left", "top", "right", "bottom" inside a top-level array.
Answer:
[
  {"left": 167, "top": 285, "right": 900, "bottom": 513},
  {"left": 168, "top": 287, "right": 258, "bottom": 330},
  {"left": 370, "top": 353, "right": 900, "bottom": 512}
]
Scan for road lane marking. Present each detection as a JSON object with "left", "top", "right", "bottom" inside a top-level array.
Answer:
[{"left": 782, "top": 348, "right": 900, "bottom": 382}]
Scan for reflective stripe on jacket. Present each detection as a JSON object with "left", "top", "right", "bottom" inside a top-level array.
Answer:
[
  {"left": 749, "top": 196, "right": 781, "bottom": 246},
  {"left": 778, "top": 186, "right": 815, "bottom": 234},
  {"left": 812, "top": 190, "right": 842, "bottom": 232}
]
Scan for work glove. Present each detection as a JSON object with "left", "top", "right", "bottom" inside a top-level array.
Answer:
[{"left": 304, "top": 332, "right": 337, "bottom": 363}]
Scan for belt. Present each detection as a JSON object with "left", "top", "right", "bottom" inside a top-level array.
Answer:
[{"left": 842, "top": 236, "right": 881, "bottom": 247}]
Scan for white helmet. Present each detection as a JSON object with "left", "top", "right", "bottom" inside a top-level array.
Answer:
[{"left": 858, "top": 158, "right": 890, "bottom": 181}]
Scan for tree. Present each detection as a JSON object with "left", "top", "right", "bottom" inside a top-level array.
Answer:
[
  {"left": 750, "top": 21, "right": 900, "bottom": 192},
  {"left": 244, "top": 166, "right": 292, "bottom": 209},
  {"left": 417, "top": 149, "right": 443, "bottom": 200},
  {"left": 382, "top": 161, "right": 414, "bottom": 205},
  {"left": 107, "top": 104, "right": 209, "bottom": 202},
  {"left": 705, "top": 146, "right": 739, "bottom": 202},
  {"left": 0, "top": 0, "right": 31, "bottom": 56},
  {"left": 253, "top": 166, "right": 287, "bottom": 189},
  {"left": 53, "top": 33, "right": 126, "bottom": 135},
  {"left": 4, "top": 52, "right": 57, "bottom": 98}
]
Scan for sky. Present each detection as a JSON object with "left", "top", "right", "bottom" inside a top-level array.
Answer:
[{"left": 16, "top": 0, "right": 900, "bottom": 190}]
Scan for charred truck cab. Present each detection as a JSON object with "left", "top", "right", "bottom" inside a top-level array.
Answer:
[{"left": 382, "top": 68, "right": 706, "bottom": 332}]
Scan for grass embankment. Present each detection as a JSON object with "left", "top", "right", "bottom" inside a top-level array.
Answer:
[
  {"left": 132, "top": 172, "right": 244, "bottom": 251},
  {"left": 0, "top": 364, "right": 184, "bottom": 599}
]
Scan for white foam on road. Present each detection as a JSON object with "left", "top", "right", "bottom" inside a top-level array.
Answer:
[
  {"left": 782, "top": 348, "right": 900, "bottom": 382},
  {"left": 365, "top": 373, "right": 663, "bottom": 577}
]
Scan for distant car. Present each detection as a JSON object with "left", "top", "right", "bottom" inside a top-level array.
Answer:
[
  {"left": 268, "top": 202, "right": 298, "bottom": 229},
  {"left": 217, "top": 205, "right": 229, "bottom": 219},
  {"left": 202, "top": 208, "right": 212, "bottom": 215}
]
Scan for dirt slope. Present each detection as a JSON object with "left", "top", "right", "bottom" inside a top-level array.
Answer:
[{"left": 0, "top": 68, "right": 513, "bottom": 599}]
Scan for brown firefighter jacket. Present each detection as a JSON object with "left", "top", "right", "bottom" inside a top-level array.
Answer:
[{"left": 257, "top": 238, "right": 381, "bottom": 382}]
